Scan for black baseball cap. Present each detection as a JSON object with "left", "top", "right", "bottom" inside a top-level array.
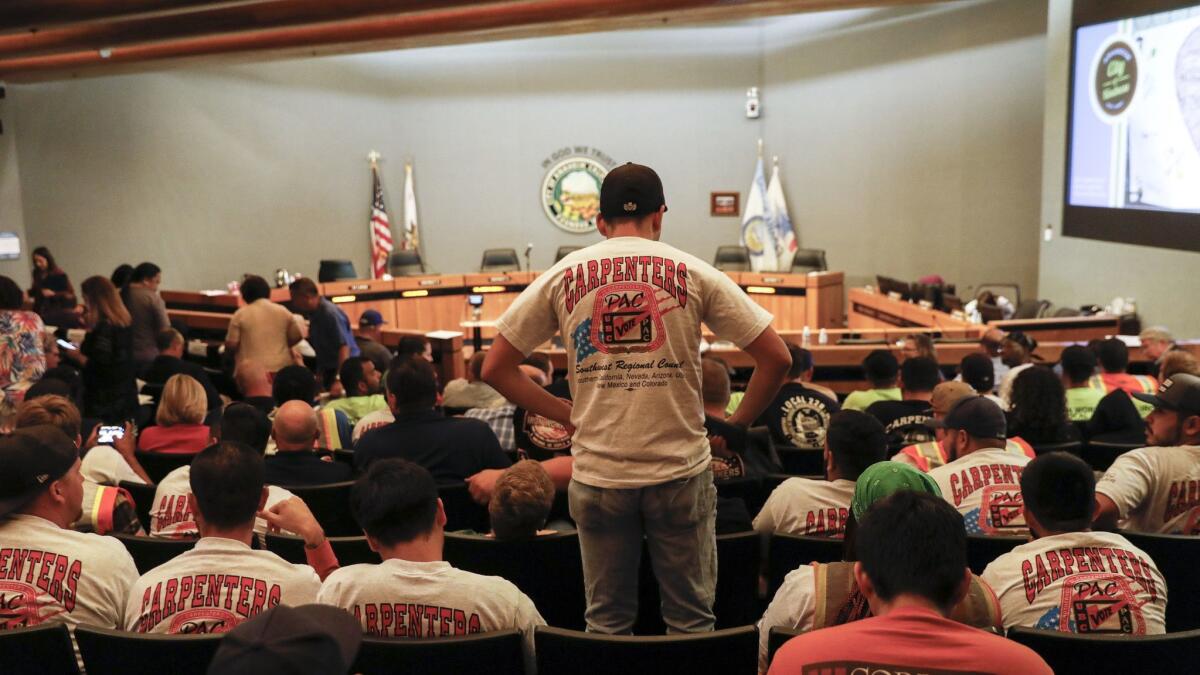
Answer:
[
  {"left": 1004, "top": 330, "right": 1037, "bottom": 353},
  {"left": 0, "top": 425, "right": 80, "bottom": 518},
  {"left": 1133, "top": 373, "right": 1200, "bottom": 416},
  {"left": 207, "top": 604, "right": 363, "bottom": 675},
  {"left": 933, "top": 395, "right": 1007, "bottom": 441},
  {"left": 600, "top": 163, "right": 667, "bottom": 220}
]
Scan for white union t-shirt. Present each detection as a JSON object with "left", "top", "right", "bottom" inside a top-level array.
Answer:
[
  {"left": 752, "top": 478, "right": 854, "bottom": 537},
  {"left": 0, "top": 514, "right": 137, "bottom": 630},
  {"left": 981, "top": 531, "right": 1167, "bottom": 634},
  {"left": 496, "top": 237, "right": 772, "bottom": 489},
  {"left": 148, "top": 466, "right": 295, "bottom": 540},
  {"left": 80, "top": 445, "right": 147, "bottom": 486},
  {"left": 125, "top": 537, "right": 321, "bottom": 634},
  {"left": 1095, "top": 445, "right": 1200, "bottom": 534},
  {"left": 929, "top": 448, "right": 1032, "bottom": 536}
]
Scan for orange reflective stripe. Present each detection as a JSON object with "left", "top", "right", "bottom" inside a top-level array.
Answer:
[
  {"left": 899, "top": 441, "right": 945, "bottom": 472},
  {"left": 1134, "top": 375, "right": 1157, "bottom": 393},
  {"left": 316, "top": 409, "right": 342, "bottom": 450}
]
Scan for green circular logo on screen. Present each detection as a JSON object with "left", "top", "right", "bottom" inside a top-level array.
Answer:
[
  {"left": 541, "top": 156, "right": 608, "bottom": 234},
  {"left": 1093, "top": 39, "right": 1138, "bottom": 119}
]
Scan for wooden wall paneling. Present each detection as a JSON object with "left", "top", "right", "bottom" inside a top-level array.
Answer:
[{"left": 321, "top": 278, "right": 397, "bottom": 327}]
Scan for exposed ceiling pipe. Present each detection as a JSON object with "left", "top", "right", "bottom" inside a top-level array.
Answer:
[
  {"left": 0, "top": 0, "right": 515, "bottom": 58},
  {"left": 0, "top": 0, "right": 775, "bottom": 76},
  {"left": 0, "top": 1, "right": 258, "bottom": 33}
]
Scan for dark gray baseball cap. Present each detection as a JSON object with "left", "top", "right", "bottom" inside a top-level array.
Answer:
[
  {"left": 1133, "top": 373, "right": 1200, "bottom": 416},
  {"left": 0, "top": 426, "right": 80, "bottom": 518},
  {"left": 932, "top": 395, "right": 1007, "bottom": 441}
]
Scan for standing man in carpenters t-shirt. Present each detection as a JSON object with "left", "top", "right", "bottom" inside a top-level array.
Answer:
[{"left": 483, "top": 162, "right": 790, "bottom": 633}]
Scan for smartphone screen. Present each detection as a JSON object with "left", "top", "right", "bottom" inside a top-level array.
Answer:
[
  {"left": 56, "top": 338, "right": 78, "bottom": 351},
  {"left": 97, "top": 426, "right": 125, "bottom": 444}
]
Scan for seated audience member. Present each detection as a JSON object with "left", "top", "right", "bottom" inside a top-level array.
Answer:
[
  {"left": 997, "top": 330, "right": 1038, "bottom": 408},
  {"left": 842, "top": 350, "right": 901, "bottom": 412},
  {"left": 442, "top": 351, "right": 507, "bottom": 410},
  {"left": 396, "top": 335, "right": 433, "bottom": 362},
  {"left": 1060, "top": 345, "right": 1104, "bottom": 422},
  {"left": 355, "top": 310, "right": 395, "bottom": 377},
  {"left": 25, "top": 369, "right": 97, "bottom": 439},
  {"left": 317, "top": 459, "right": 545, "bottom": 660},
  {"left": 523, "top": 352, "right": 555, "bottom": 386},
  {"left": 126, "top": 441, "right": 334, "bottom": 633},
  {"left": 235, "top": 359, "right": 276, "bottom": 414},
  {"left": 900, "top": 333, "right": 937, "bottom": 361},
  {"left": 0, "top": 426, "right": 139, "bottom": 632},
  {"left": 1006, "top": 366, "right": 1081, "bottom": 445},
  {"left": 142, "top": 328, "right": 221, "bottom": 413},
  {"left": 982, "top": 452, "right": 1166, "bottom": 634},
  {"left": 754, "top": 411, "right": 887, "bottom": 537},
  {"left": 893, "top": 381, "right": 975, "bottom": 471},
  {"left": 227, "top": 274, "right": 302, "bottom": 374},
  {"left": 754, "top": 343, "right": 840, "bottom": 449},
  {"left": 289, "top": 277, "right": 360, "bottom": 390},
  {"left": 865, "top": 356, "right": 938, "bottom": 450},
  {"left": 765, "top": 487, "right": 1045, "bottom": 675},
  {"left": 489, "top": 460, "right": 557, "bottom": 541},
  {"left": 960, "top": 352, "right": 1004, "bottom": 406},
  {"left": 41, "top": 332, "right": 62, "bottom": 371},
  {"left": 323, "top": 357, "right": 387, "bottom": 424},
  {"left": 273, "top": 364, "right": 353, "bottom": 450},
  {"left": 0, "top": 275, "right": 46, "bottom": 400},
  {"left": 16, "top": 396, "right": 147, "bottom": 535},
  {"left": 467, "top": 363, "right": 563, "bottom": 455},
  {"left": 928, "top": 396, "right": 1033, "bottom": 536},
  {"left": 1159, "top": 349, "right": 1200, "bottom": 383},
  {"left": 978, "top": 327, "right": 1011, "bottom": 392},
  {"left": 149, "top": 410, "right": 296, "bottom": 539},
  {"left": 353, "top": 358, "right": 510, "bottom": 481},
  {"left": 266, "top": 400, "right": 354, "bottom": 486},
  {"left": 137, "top": 374, "right": 212, "bottom": 454},
  {"left": 206, "top": 603, "right": 363, "bottom": 675},
  {"left": 1094, "top": 373, "right": 1200, "bottom": 534},
  {"left": 1139, "top": 326, "right": 1178, "bottom": 369},
  {"left": 701, "top": 357, "right": 745, "bottom": 480},
  {"left": 1093, "top": 337, "right": 1158, "bottom": 400}
]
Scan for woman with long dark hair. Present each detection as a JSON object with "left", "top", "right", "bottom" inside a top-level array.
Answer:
[
  {"left": 28, "top": 246, "right": 76, "bottom": 318},
  {"left": 64, "top": 276, "right": 138, "bottom": 424},
  {"left": 1007, "top": 365, "right": 1080, "bottom": 445}
]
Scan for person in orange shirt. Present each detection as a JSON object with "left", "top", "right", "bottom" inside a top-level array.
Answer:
[{"left": 768, "top": 490, "right": 1051, "bottom": 675}]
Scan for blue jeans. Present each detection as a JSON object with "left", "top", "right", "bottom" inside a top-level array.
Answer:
[{"left": 568, "top": 472, "right": 717, "bottom": 634}]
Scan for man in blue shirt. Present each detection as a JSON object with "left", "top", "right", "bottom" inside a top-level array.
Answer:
[{"left": 288, "top": 277, "right": 359, "bottom": 389}]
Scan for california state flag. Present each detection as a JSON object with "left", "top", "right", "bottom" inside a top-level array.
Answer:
[{"left": 402, "top": 162, "right": 420, "bottom": 252}]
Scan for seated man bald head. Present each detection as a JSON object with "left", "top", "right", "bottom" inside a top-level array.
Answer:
[{"left": 264, "top": 400, "right": 352, "bottom": 486}]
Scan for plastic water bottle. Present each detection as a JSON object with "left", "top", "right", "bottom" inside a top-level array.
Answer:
[
  {"left": 818, "top": 328, "right": 828, "bottom": 345},
  {"left": 802, "top": 325, "right": 811, "bottom": 347}
]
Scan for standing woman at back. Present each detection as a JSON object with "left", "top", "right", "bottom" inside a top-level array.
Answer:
[
  {"left": 28, "top": 246, "right": 79, "bottom": 326},
  {"left": 67, "top": 276, "right": 138, "bottom": 424}
]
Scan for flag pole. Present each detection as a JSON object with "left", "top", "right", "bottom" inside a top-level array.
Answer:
[{"left": 757, "top": 138, "right": 763, "bottom": 158}]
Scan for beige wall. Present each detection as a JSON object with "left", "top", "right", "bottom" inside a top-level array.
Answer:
[{"left": 0, "top": 92, "right": 28, "bottom": 286}]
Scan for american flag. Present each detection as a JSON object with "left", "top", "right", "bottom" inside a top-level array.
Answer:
[{"left": 369, "top": 163, "right": 394, "bottom": 279}]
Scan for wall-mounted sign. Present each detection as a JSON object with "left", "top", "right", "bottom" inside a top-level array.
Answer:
[
  {"left": 710, "top": 192, "right": 740, "bottom": 217},
  {"left": 0, "top": 232, "right": 20, "bottom": 260},
  {"left": 541, "top": 146, "right": 615, "bottom": 234}
]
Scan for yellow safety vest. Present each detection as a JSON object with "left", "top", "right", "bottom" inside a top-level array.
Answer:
[{"left": 899, "top": 437, "right": 1036, "bottom": 472}]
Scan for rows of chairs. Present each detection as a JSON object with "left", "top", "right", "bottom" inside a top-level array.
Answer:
[{"left": 7, "top": 619, "right": 1198, "bottom": 675}]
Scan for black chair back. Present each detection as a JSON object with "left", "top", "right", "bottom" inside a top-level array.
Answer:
[
  {"left": 119, "top": 480, "right": 157, "bottom": 532},
  {"left": 536, "top": 625, "right": 757, "bottom": 675},
  {"left": 1007, "top": 626, "right": 1200, "bottom": 675},
  {"left": 388, "top": 249, "right": 425, "bottom": 276},
  {"left": 281, "top": 481, "right": 357, "bottom": 536},
  {"left": 965, "top": 534, "right": 1026, "bottom": 575},
  {"left": 443, "top": 531, "right": 586, "bottom": 630},
  {"left": 713, "top": 531, "right": 761, "bottom": 628},
  {"left": 714, "top": 476, "right": 763, "bottom": 521},
  {"left": 1083, "top": 440, "right": 1141, "bottom": 471},
  {"left": 767, "top": 626, "right": 804, "bottom": 669},
  {"left": 330, "top": 448, "right": 356, "bottom": 467},
  {"left": 776, "top": 446, "right": 825, "bottom": 475},
  {"left": 713, "top": 245, "right": 750, "bottom": 272},
  {"left": 480, "top": 248, "right": 520, "bottom": 272},
  {"left": 133, "top": 451, "right": 193, "bottom": 484},
  {"left": 74, "top": 625, "right": 222, "bottom": 675},
  {"left": 437, "top": 482, "right": 491, "bottom": 532},
  {"left": 555, "top": 246, "right": 583, "bottom": 262},
  {"left": 318, "top": 259, "right": 357, "bottom": 282},
  {"left": 1121, "top": 531, "right": 1200, "bottom": 630},
  {"left": 0, "top": 624, "right": 79, "bottom": 675},
  {"left": 1031, "top": 441, "right": 1083, "bottom": 457},
  {"left": 790, "top": 248, "right": 827, "bottom": 273},
  {"left": 767, "top": 533, "right": 843, "bottom": 597},
  {"left": 113, "top": 533, "right": 196, "bottom": 574},
  {"left": 265, "top": 533, "right": 380, "bottom": 566},
  {"left": 353, "top": 630, "right": 524, "bottom": 675}
]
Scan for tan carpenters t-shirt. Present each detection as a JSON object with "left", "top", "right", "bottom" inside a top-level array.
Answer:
[
  {"left": 1095, "top": 445, "right": 1200, "bottom": 534},
  {"left": 227, "top": 298, "right": 301, "bottom": 373},
  {"left": 496, "top": 237, "right": 773, "bottom": 488}
]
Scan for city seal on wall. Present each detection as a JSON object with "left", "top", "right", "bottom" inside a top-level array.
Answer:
[{"left": 540, "top": 146, "right": 615, "bottom": 233}]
